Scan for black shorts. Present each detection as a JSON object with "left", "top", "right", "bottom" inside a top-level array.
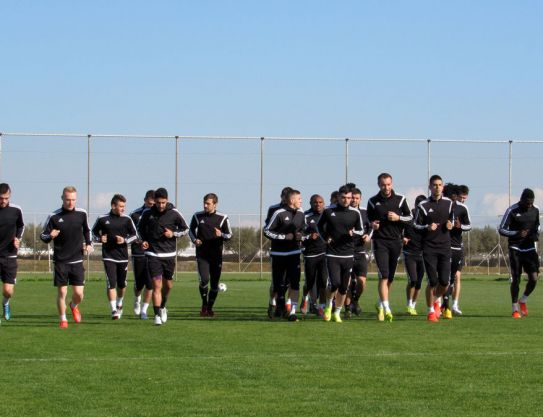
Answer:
[
  {"left": 423, "top": 248, "right": 451, "bottom": 288},
  {"left": 373, "top": 239, "right": 402, "bottom": 281},
  {"left": 147, "top": 256, "right": 176, "bottom": 281},
  {"left": 403, "top": 252, "right": 424, "bottom": 290},
  {"left": 0, "top": 257, "right": 17, "bottom": 284},
  {"left": 450, "top": 248, "right": 464, "bottom": 283},
  {"left": 509, "top": 249, "right": 540, "bottom": 277},
  {"left": 132, "top": 256, "right": 153, "bottom": 291},
  {"left": 352, "top": 252, "right": 369, "bottom": 277},
  {"left": 304, "top": 254, "right": 327, "bottom": 291},
  {"left": 326, "top": 256, "right": 353, "bottom": 295},
  {"left": 104, "top": 261, "right": 128, "bottom": 289},
  {"left": 54, "top": 262, "right": 85, "bottom": 287}
]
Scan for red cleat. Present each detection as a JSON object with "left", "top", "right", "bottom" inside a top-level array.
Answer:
[
  {"left": 59, "top": 320, "right": 68, "bottom": 329},
  {"left": 70, "top": 304, "right": 82, "bottom": 323},
  {"left": 433, "top": 301, "right": 441, "bottom": 319},
  {"left": 427, "top": 312, "right": 439, "bottom": 322},
  {"left": 512, "top": 311, "right": 521, "bottom": 319},
  {"left": 519, "top": 302, "right": 528, "bottom": 317},
  {"left": 200, "top": 305, "right": 208, "bottom": 317},
  {"left": 207, "top": 309, "right": 215, "bottom": 318}
]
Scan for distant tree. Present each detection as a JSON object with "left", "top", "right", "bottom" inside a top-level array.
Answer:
[
  {"left": 20, "top": 223, "right": 50, "bottom": 258},
  {"left": 467, "top": 226, "right": 501, "bottom": 254},
  {"left": 224, "top": 226, "right": 266, "bottom": 261}
]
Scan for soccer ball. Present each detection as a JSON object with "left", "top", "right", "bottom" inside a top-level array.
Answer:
[{"left": 218, "top": 282, "right": 227, "bottom": 292}]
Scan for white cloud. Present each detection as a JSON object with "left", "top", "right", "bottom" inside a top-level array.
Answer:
[{"left": 481, "top": 187, "right": 543, "bottom": 217}]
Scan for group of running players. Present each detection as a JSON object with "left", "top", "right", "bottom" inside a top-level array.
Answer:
[{"left": 0, "top": 175, "right": 539, "bottom": 327}]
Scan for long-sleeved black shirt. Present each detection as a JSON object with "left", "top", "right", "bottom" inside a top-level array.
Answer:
[
  {"left": 137, "top": 203, "right": 188, "bottom": 258},
  {"left": 130, "top": 205, "right": 147, "bottom": 257},
  {"left": 414, "top": 196, "right": 454, "bottom": 250},
  {"left": 403, "top": 208, "right": 424, "bottom": 256},
  {"left": 92, "top": 211, "right": 138, "bottom": 262},
  {"left": 40, "top": 207, "right": 92, "bottom": 263},
  {"left": 353, "top": 207, "right": 371, "bottom": 254},
  {"left": 499, "top": 202, "right": 540, "bottom": 252},
  {"left": 317, "top": 205, "right": 363, "bottom": 258},
  {"left": 303, "top": 209, "right": 326, "bottom": 257},
  {"left": 0, "top": 204, "right": 25, "bottom": 258},
  {"left": 264, "top": 207, "right": 305, "bottom": 256},
  {"left": 367, "top": 191, "right": 412, "bottom": 241},
  {"left": 450, "top": 201, "right": 472, "bottom": 249},
  {"left": 189, "top": 210, "right": 232, "bottom": 257}
]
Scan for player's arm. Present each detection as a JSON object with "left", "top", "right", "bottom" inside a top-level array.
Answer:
[
  {"left": 398, "top": 197, "right": 413, "bottom": 223},
  {"left": 264, "top": 212, "right": 291, "bottom": 240},
  {"left": 91, "top": 217, "right": 103, "bottom": 243},
  {"left": 413, "top": 205, "right": 429, "bottom": 231},
  {"left": 172, "top": 210, "right": 189, "bottom": 238},
  {"left": 82, "top": 211, "right": 93, "bottom": 253},
  {"left": 188, "top": 214, "right": 199, "bottom": 244},
  {"left": 124, "top": 216, "right": 138, "bottom": 245},
  {"left": 219, "top": 215, "right": 233, "bottom": 241},
  {"left": 498, "top": 207, "right": 518, "bottom": 237},
  {"left": 40, "top": 214, "right": 56, "bottom": 243}
]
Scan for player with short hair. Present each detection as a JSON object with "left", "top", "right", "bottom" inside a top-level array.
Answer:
[
  {"left": 317, "top": 185, "right": 364, "bottom": 323},
  {"left": 130, "top": 190, "right": 155, "bottom": 319},
  {"left": 499, "top": 188, "right": 540, "bottom": 318},
  {"left": 264, "top": 189, "right": 305, "bottom": 321},
  {"left": 137, "top": 187, "right": 189, "bottom": 326},
  {"left": 367, "top": 173, "right": 412, "bottom": 322},
  {"left": 189, "top": 193, "right": 232, "bottom": 317},
  {"left": 0, "top": 183, "right": 25, "bottom": 322},
  {"left": 41, "top": 186, "right": 93, "bottom": 328},
  {"left": 301, "top": 194, "right": 327, "bottom": 316},
  {"left": 414, "top": 175, "right": 454, "bottom": 322},
  {"left": 92, "top": 194, "right": 138, "bottom": 320}
]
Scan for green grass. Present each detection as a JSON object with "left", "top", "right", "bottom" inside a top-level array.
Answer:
[{"left": 1, "top": 274, "right": 542, "bottom": 417}]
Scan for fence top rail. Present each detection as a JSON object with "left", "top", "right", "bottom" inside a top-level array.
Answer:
[{"left": 2, "top": 132, "right": 543, "bottom": 144}]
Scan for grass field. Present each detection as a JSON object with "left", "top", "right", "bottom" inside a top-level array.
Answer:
[{"left": 1, "top": 273, "right": 542, "bottom": 417}]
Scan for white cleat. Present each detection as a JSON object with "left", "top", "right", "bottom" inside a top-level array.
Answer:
[
  {"left": 133, "top": 300, "right": 141, "bottom": 316},
  {"left": 154, "top": 315, "right": 162, "bottom": 326},
  {"left": 140, "top": 311, "right": 148, "bottom": 320},
  {"left": 160, "top": 307, "right": 168, "bottom": 323},
  {"left": 452, "top": 307, "right": 463, "bottom": 316}
]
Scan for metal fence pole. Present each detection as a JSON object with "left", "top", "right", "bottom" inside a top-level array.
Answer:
[
  {"left": 427, "top": 138, "right": 431, "bottom": 180},
  {"left": 345, "top": 138, "right": 349, "bottom": 183},
  {"left": 0, "top": 133, "right": 3, "bottom": 181},
  {"left": 175, "top": 136, "right": 180, "bottom": 280},
  {"left": 259, "top": 137, "right": 264, "bottom": 279},
  {"left": 238, "top": 213, "right": 241, "bottom": 273},
  {"left": 87, "top": 134, "right": 91, "bottom": 276},
  {"left": 508, "top": 140, "right": 513, "bottom": 206}
]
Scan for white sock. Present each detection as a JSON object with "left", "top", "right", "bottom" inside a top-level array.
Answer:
[
  {"left": 512, "top": 303, "right": 519, "bottom": 312},
  {"left": 452, "top": 299, "right": 459, "bottom": 309},
  {"left": 116, "top": 297, "right": 124, "bottom": 308},
  {"left": 60, "top": 314, "right": 67, "bottom": 321},
  {"left": 326, "top": 299, "right": 333, "bottom": 308},
  {"left": 286, "top": 298, "right": 292, "bottom": 305},
  {"left": 382, "top": 300, "right": 390, "bottom": 311},
  {"left": 270, "top": 297, "right": 276, "bottom": 306},
  {"left": 290, "top": 303, "right": 297, "bottom": 315},
  {"left": 109, "top": 300, "right": 117, "bottom": 312},
  {"left": 142, "top": 303, "right": 149, "bottom": 313},
  {"left": 334, "top": 307, "right": 341, "bottom": 315},
  {"left": 428, "top": 306, "right": 435, "bottom": 313},
  {"left": 135, "top": 294, "right": 141, "bottom": 303},
  {"left": 520, "top": 295, "right": 528, "bottom": 304}
]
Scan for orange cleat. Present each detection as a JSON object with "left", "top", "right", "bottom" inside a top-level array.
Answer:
[
  {"left": 427, "top": 312, "right": 439, "bottom": 322},
  {"left": 512, "top": 311, "right": 521, "bottom": 319},
  {"left": 59, "top": 320, "right": 68, "bottom": 329},
  {"left": 70, "top": 304, "right": 82, "bottom": 323},
  {"left": 519, "top": 302, "right": 528, "bottom": 317}
]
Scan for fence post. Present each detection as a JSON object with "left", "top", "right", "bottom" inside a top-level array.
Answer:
[
  {"left": 345, "top": 138, "right": 349, "bottom": 183},
  {"left": 87, "top": 134, "right": 91, "bottom": 277},
  {"left": 259, "top": 137, "right": 264, "bottom": 280},
  {"left": 427, "top": 138, "right": 431, "bottom": 179}
]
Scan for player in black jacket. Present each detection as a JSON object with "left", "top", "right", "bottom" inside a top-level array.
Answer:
[
  {"left": 264, "top": 189, "right": 305, "bottom": 321},
  {"left": 130, "top": 190, "right": 155, "bottom": 319},
  {"left": 499, "top": 188, "right": 540, "bottom": 318},
  {"left": 367, "top": 173, "right": 412, "bottom": 322},
  {"left": 414, "top": 175, "right": 453, "bottom": 322},
  {"left": 41, "top": 186, "right": 93, "bottom": 328},
  {"left": 138, "top": 187, "right": 188, "bottom": 326},
  {"left": 402, "top": 195, "right": 426, "bottom": 316},
  {"left": 317, "top": 185, "right": 364, "bottom": 323},
  {"left": 92, "top": 194, "right": 138, "bottom": 320},
  {"left": 190, "top": 193, "right": 232, "bottom": 317},
  {"left": 0, "top": 183, "right": 24, "bottom": 322}
]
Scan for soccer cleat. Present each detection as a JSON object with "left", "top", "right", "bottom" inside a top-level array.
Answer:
[
  {"left": 375, "top": 303, "right": 385, "bottom": 322},
  {"left": 332, "top": 312, "right": 343, "bottom": 323},
  {"left": 443, "top": 308, "right": 453, "bottom": 320},
  {"left": 3, "top": 304, "right": 11, "bottom": 321},
  {"left": 207, "top": 309, "right": 215, "bottom": 318},
  {"left": 288, "top": 313, "right": 298, "bottom": 322},
  {"left": 154, "top": 315, "right": 162, "bottom": 326},
  {"left": 323, "top": 306, "right": 332, "bottom": 322},
  {"left": 512, "top": 311, "right": 521, "bottom": 319},
  {"left": 344, "top": 305, "right": 352, "bottom": 319},
  {"left": 427, "top": 312, "right": 439, "bottom": 322},
  {"left": 406, "top": 306, "right": 418, "bottom": 316},
  {"left": 433, "top": 301, "right": 441, "bottom": 319},
  {"left": 59, "top": 320, "right": 68, "bottom": 328},
  {"left": 353, "top": 302, "right": 362, "bottom": 316},
  {"left": 200, "top": 305, "right": 208, "bottom": 317},
  {"left": 300, "top": 299, "right": 309, "bottom": 315},
  {"left": 285, "top": 300, "right": 292, "bottom": 314},
  {"left": 160, "top": 307, "right": 168, "bottom": 323},
  {"left": 519, "top": 302, "right": 528, "bottom": 317},
  {"left": 317, "top": 306, "right": 324, "bottom": 318},
  {"left": 140, "top": 311, "right": 148, "bottom": 320},
  {"left": 452, "top": 307, "right": 463, "bottom": 316},
  {"left": 111, "top": 310, "right": 120, "bottom": 320},
  {"left": 309, "top": 303, "right": 318, "bottom": 315},
  {"left": 133, "top": 300, "right": 141, "bottom": 316},
  {"left": 70, "top": 304, "right": 82, "bottom": 323},
  {"left": 117, "top": 307, "right": 123, "bottom": 319},
  {"left": 385, "top": 310, "right": 393, "bottom": 322},
  {"left": 267, "top": 303, "right": 274, "bottom": 319}
]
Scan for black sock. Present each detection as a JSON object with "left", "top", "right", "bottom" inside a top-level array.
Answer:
[
  {"left": 208, "top": 289, "right": 219, "bottom": 309},
  {"left": 199, "top": 286, "right": 209, "bottom": 306},
  {"left": 153, "top": 306, "right": 161, "bottom": 316}
]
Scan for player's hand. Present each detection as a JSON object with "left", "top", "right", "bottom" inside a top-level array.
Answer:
[
  {"left": 348, "top": 229, "right": 354, "bottom": 236},
  {"left": 446, "top": 220, "right": 453, "bottom": 230},
  {"left": 429, "top": 223, "right": 438, "bottom": 231},
  {"left": 402, "top": 237, "right": 410, "bottom": 246},
  {"left": 311, "top": 232, "right": 319, "bottom": 240},
  {"left": 454, "top": 218, "right": 462, "bottom": 228},
  {"left": 194, "top": 239, "right": 203, "bottom": 247},
  {"left": 163, "top": 228, "right": 174, "bottom": 238},
  {"left": 84, "top": 245, "right": 93, "bottom": 255},
  {"left": 362, "top": 234, "right": 370, "bottom": 243},
  {"left": 284, "top": 233, "right": 294, "bottom": 240},
  {"left": 50, "top": 229, "right": 60, "bottom": 238},
  {"left": 13, "top": 237, "right": 20, "bottom": 249},
  {"left": 116, "top": 235, "right": 125, "bottom": 244},
  {"left": 101, "top": 235, "right": 108, "bottom": 243},
  {"left": 371, "top": 221, "right": 380, "bottom": 230},
  {"left": 295, "top": 232, "right": 303, "bottom": 241},
  {"left": 520, "top": 229, "right": 529, "bottom": 238},
  {"left": 387, "top": 211, "right": 400, "bottom": 221},
  {"left": 214, "top": 227, "right": 222, "bottom": 237},
  {"left": 142, "top": 241, "right": 149, "bottom": 250}
]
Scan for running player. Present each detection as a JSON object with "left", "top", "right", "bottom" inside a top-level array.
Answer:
[
  {"left": 40, "top": 186, "right": 93, "bottom": 328},
  {"left": 130, "top": 190, "right": 155, "bottom": 319},
  {"left": 137, "top": 187, "right": 189, "bottom": 326},
  {"left": 345, "top": 186, "right": 371, "bottom": 318},
  {"left": 367, "top": 173, "right": 412, "bottom": 322},
  {"left": 0, "top": 183, "right": 24, "bottom": 322},
  {"left": 403, "top": 195, "right": 426, "bottom": 316},
  {"left": 317, "top": 185, "right": 363, "bottom": 323},
  {"left": 189, "top": 193, "right": 232, "bottom": 317},
  {"left": 264, "top": 189, "right": 305, "bottom": 321},
  {"left": 301, "top": 194, "right": 327, "bottom": 316},
  {"left": 414, "top": 175, "right": 454, "bottom": 322},
  {"left": 499, "top": 188, "right": 540, "bottom": 318},
  {"left": 92, "top": 194, "right": 138, "bottom": 320}
]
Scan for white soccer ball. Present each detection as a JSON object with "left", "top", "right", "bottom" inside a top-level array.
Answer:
[{"left": 218, "top": 282, "right": 228, "bottom": 292}]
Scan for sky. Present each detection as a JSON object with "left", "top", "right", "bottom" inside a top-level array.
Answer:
[{"left": 1, "top": 1, "right": 542, "bottom": 227}]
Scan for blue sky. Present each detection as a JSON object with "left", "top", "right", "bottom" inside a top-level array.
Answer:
[{"left": 1, "top": 1, "right": 542, "bottom": 226}]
